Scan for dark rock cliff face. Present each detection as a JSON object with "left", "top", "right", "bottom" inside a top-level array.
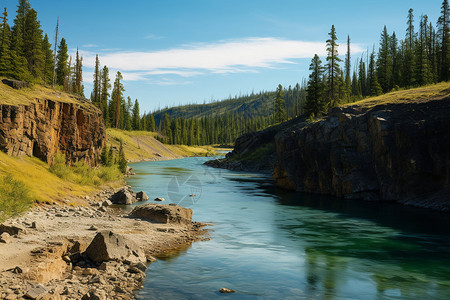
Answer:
[
  {"left": 274, "top": 97, "right": 450, "bottom": 210},
  {"left": 207, "top": 96, "right": 450, "bottom": 210},
  {"left": 0, "top": 98, "right": 105, "bottom": 166}
]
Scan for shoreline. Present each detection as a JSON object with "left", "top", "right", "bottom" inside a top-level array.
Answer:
[{"left": 0, "top": 186, "right": 208, "bottom": 300}]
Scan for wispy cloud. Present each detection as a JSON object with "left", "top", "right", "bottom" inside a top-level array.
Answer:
[
  {"left": 82, "top": 44, "right": 98, "bottom": 48},
  {"left": 144, "top": 34, "right": 164, "bottom": 40},
  {"left": 80, "top": 37, "right": 364, "bottom": 84}
]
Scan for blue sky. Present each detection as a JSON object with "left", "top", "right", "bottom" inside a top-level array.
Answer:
[{"left": 1, "top": 0, "right": 442, "bottom": 112}]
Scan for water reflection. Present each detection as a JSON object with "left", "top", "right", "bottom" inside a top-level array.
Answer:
[{"left": 130, "top": 157, "right": 450, "bottom": 300}]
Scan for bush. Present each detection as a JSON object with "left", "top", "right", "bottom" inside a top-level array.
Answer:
[{"left": 0, "top": 174, "right": 33, "bottom": 222}]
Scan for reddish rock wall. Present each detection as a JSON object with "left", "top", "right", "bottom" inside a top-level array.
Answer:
[{"left": 0, "top": 98, "right": 105, "bottom": 166}]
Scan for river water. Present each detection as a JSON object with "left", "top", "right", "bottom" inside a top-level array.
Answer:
[{"left": 126, "top": 157, "right": 450, "bottom": 300}]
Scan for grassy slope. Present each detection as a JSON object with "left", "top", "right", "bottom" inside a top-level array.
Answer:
[
  {"left": 0, "top": 78, "right": 96, "bottom": 112},
  {"left": 0, "top": 151, "right": 94, "bottom": 204},
  {"left": 106, "top": 129, "right": 216, "bottom": 162},
  {"left": 343, "top": 82, "right": 450, "bottom": 109},
  {"left": 0, "top": 80, "right": 118, "bottom": 209}
]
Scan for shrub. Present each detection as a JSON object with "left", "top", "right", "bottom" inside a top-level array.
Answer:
[
  {"left": 0, "top": 174, "right": 33, "bottom": 222},
  {"left": 49, "top": 152, "right": 122, "bottom": 186}
]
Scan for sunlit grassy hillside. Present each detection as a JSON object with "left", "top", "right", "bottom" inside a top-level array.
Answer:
[
  {"left": 106, "top": 129, "right": 217, "bottom": 162},
  {"left": 343, "top": 82, "right": 450, "bottom": 109}
]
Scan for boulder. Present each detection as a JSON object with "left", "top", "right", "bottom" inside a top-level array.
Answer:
[
  {"left": 102, "top": 200, "right": 112, "bottom": 207},
  {"left": 110, "top": 188, "right": 136, "bottom": 205},
  {"left": 24, "top": 285, "right": 47, "bottom": 299},
  {"left": 2, "top": 78, "right": 30, "bottom": 89},
  {"left": 129, "top": 203, "right": 193, "bottom": 225},
  {"left": 84, "top": 231, "right": 146, "bottom": 263},
  {"left": 219, "top": 288, "right": 236, "bottom": 293},
  {"left": 136, "top": 191, "right": 149, "bottom": 201},
  {"left": 0, "top": 224, "right": 23, "bottom": 236},
  {"left": 0, "top": 232, "right": 11, "bottom": 243},
  {"left": 154, "top": 197, "right": 165, "bottom": 202}
]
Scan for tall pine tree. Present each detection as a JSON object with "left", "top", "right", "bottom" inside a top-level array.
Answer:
[{"left": 326, "top": 25, "right": 342, "bottom": 107}]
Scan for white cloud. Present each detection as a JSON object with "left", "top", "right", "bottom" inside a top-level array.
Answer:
[
  {"left": 144, "top": 34, "right": 164, "bottom": 40},
  {"left": 80, "top": 37, "right": 364, "bottom": 83}
]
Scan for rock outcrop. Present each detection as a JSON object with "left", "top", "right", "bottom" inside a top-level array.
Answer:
[
  {"left": 84, "top": 231, "right": 146, "bottom": 264},
  {"left": 130, "top": 203, "right": 193, "bottom": 225},
  {"left": 274, "top": 97, "right": 450, "bottom": 209},
  {"left": 206, "top": 89, "right": 450, "bottom": 210},
  {"left": 0, "top": 96, "right": 105, "bottom": 166}
]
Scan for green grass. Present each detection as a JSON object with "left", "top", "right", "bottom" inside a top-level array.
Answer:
[
  {"left": 49, "top": 153, "right": 122, "bottom": 187},
  {"left": 0, "top": 174, "right": 33, "bottom": 222},
  {"left": 343, "top": 82, "right": 450, "bottom": 110}
]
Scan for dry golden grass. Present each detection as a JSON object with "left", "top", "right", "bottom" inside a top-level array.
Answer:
[
  {"left": 343, "top": 82, "right": 450, "bottom": 109},
  {"left": 0, "top": 151, "right": 95, "bottom": 204},
  {"left": 106, "top": 128, "right": 216, "bottom": 162},
  {"left": 0, "top": 78, "right": 96, "bottom": 111}
]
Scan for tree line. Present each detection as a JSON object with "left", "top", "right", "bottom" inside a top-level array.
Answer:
[
  {"left": 304, "top": 1, "right": 449, "bottom": 117},
  {"left": 0, "top": 0, "right": 84, "bottom": 95},
  {"left": 1, "top": 1, "right": 448, "bottom": 147}
]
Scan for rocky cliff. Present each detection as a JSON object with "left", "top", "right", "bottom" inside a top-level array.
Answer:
[
  {"left": 0, "top": 85, "right": 105, "bottom": 166},
  {"left": 208, "top": 84, "right": 450, "bottom": 210}
]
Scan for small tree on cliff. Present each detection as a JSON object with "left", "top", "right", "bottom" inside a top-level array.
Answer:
[
  {"left": 305, "top": 54, "right": 326, "bottom": 117},
  {"left": 274, "top": 84, "right": 286, "bottom": 123},
  {"left": 118, "top": 140, "right": 127, "bottom": 173}
]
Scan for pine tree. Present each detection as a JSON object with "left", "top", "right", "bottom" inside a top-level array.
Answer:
[
  {"left": 112, "top": 72, "right": 124, "bottom": 128},
  {"left": 326, "top": 25, "right": 342, "bottom": 107},
  {"left": 73, "top": 49, "right": 83, "bottom": 95},
  {"left": 92, "top": 54, "right": 100, "bottom": 105},
  {"left": 417, "top": 15, "right": 432, "bottom": 85},
  {"left": 100, "top": 65, "right": 111, "bottom": 125},
  {"left": 369, "top": 50, "right": 383, "bottom": 96},
  {"left": 437, "top": 0, "right": 450, "bottom": 81},
  {"left": 132, "top": 99, "right": 141, "bottom": 130},
  {"left": 404, "top": 8, "right": 416, "bottom": 86},
  {"left": 390, "top": 32, "right": 401, "bottom": 88},
  {"left": 149, "top": 114, "right": 156, "bottom": 131},
  {"left": 23, "top": 8, "right": 43, "bottom": 80},
  {"left": 55, "top": 38, "right": 68, "bottom": 86},
  {"left": 359, "top": 57, "right": 367, "bottom": 96},
  {"left": 118, "top": 140, "right": 127, "bottom": 173},
  {"left": 305, "top": 54, "right": 325, "bottom": 117},
  {"left": 377, "top": 26, "right": 393, "bottom": 92},
  {"left": 41, "top": 34, "right": 53, "bottom": 85},
  {"left": 11, "top": 0, "right": 30, "bottom": 58},
  {"left": 100, "top": 146, "right": 109, "bottom": 166},
  {"left": 274, "top": 84, "right": 286, "bottom": 123},
  {"left": 0, "top": 8, "right": 12, "bottom": 77},
  {"left": 344, "top": 35, "right": 352, "bottom": 96}
]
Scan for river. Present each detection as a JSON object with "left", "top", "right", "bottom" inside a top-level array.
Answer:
[{"left": 126, "top": 156, "right": 450, "bottom": 300}]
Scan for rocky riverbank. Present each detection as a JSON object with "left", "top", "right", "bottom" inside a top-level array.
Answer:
[{"left": 0, "top": 187, "right": 207, "bottom": 300}]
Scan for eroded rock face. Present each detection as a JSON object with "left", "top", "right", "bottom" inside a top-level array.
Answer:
[
  {"left": 0, "top": 98, "right": 105, "bottom": 166},
  {"left": 274, "top": 98, "right": 450, "bottom": 209},
  {"left": 130, "top": 203, "right": 193, "bottom": 225}
]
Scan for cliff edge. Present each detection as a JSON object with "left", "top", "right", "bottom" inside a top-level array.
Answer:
[
  {"left": 208, "top": 83, "right": 450, "bottom": 210},
  {"left": 0, "top": 80, "right": 105, "bottom": 166}
]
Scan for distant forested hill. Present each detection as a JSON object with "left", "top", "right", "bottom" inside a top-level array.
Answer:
[{"left": 152, "top": 85, "right": 305, "bottom": 127}]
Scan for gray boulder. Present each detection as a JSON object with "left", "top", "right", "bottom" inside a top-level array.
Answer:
[
  {"left": 136, "top": 191, "right": 149, "bottom": 201},
  {"left": 84, "top": 231, "right": 146, "bottom": 263},
  {"left": 110, "top": 188, "right": 136, "bottom": 205},
  {"left": 129, "top": 203, "right": 193, "bottom": 225}
]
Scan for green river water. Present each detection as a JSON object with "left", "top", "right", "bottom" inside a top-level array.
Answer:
[{"left": 125, "top": 157, "right": 450, "bottom": 300}]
